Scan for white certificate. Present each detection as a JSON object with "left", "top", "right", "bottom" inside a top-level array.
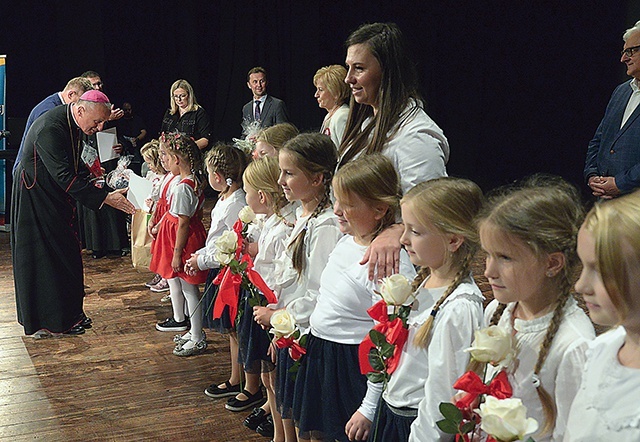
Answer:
[
  {"left": 127, "top": 172, "right": 154, "bottom": 212},
  {"left": 97, "top": 127, "right": 120, "bottom": 162}
]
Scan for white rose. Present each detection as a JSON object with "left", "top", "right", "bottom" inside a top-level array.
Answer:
[
  {"left": 270, "top": 309, "right": 297, "bottom": 338},
  {"left": 477, "top": 396, "right": 538, "bottom": 442},
  {"left": 214, "top": 250, "right": 234, "bottom": 266},
  {"left": 465, "top": 325, "right": 516, "bottom": 367},
  {"left": 238, "top": 206, "right": 256, "bottom": 224},
  {"left": 214, "top": 230, "right": 238, "bottom": 254},
  {"left": 379, "top": 274, "right": 413, "bottom": 306}
]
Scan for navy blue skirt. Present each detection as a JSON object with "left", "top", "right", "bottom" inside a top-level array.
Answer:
[
  {"left": 276, "top": 346, "right": 297, "bottom": 419},
  {"left": 201, "top": 267, "right": 233, "bottom": 332},
  {"left": 292, "top": 333, "right": 367, "bottom": 442},
  {"left": 236, "top": 287, "right": 274, "bottom": 374},
  {"left": 368, "top": 399, "right": 417, "bottom": 442}
]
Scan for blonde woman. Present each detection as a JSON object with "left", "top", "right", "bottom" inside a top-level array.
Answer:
[{"left": 161, "top": 79, "right": 211, "bottom": 150}]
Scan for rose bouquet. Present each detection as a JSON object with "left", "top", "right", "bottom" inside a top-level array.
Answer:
[
  {"left": 270, "top": 309, "right": 307, "bottom": 365},
  {"left": 437, "top": 326, "right": 537, "bottom": 441},
  {"left": 358, "top": 274, "right": 415, "bottom": 387},
  {"left": 212, "top": 207, "right": 277, "bottom": 326}
]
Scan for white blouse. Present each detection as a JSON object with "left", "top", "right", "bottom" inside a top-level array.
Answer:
[
  {"left": 253, "top": 203, "right": 296, "bottom": 293},
  {"left": 406, "top": 277, "right": 485, "bottom": 442},
  {"left": 274, "top": 206, "right": 342, "bottom": 329},
  {"left": 195, "top": 188, "right": 246, "bottom": 270},
  {"left": 564, "top": 327, "right": 640, "bottom": 441},
  {"left": 482, "top": 298, "right": 595, "bottom": 442}
]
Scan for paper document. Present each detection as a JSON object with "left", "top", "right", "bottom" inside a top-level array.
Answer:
[
  {"left": 97, "top": 127, "right": 119, "bottom": 162},
  {"left": 127, "top": 172, "right": 154, "bottom": 211}
]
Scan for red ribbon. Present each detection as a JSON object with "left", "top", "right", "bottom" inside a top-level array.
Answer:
[
  {"left": 242, "top": 255, "right": 277, "bottom": 305},
  {"left": 274, "top": 336, "right": 306, "bottom": 361},
  {"left": 212, "top": 265, "right": 242, "bottom": 325},
  {"left": 358, "top": 299, "right": 409, "bottom": 375},
  {"left": 453, "top": 370, "right": 512, "bottom": 410}
]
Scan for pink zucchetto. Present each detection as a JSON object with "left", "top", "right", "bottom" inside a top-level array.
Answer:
[{"left": 79, "top": 90, "right": 110, "bottom": 103}]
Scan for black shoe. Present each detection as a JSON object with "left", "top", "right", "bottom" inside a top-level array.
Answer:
[
  {"left": 63, "top": 324, "right": 85, "bottom": 335},
  {"left": 243, "top": 407, "right": 269, "bottom": 431},
  {"left": 80, "top": 313, "right": 93, "bottom": 329},
  {"left": 155, "top": 318, "right": 190, "bottom": 332},
  {"left": 92, "top": 251, "right": 106, "bottom": 259},
  {"left": 225, "top": 389, "right": 265, "bottom": 412},
  {"left": 204, "top": 380, "right": 241, "bottom": 398},
  {"left": 256, "top": 414, "right": 274, "bottom": 437}
]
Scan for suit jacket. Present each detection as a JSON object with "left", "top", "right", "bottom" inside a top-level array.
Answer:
[
  {"left": 242, "top": 95, "right": 289, "bottom": 130},
  {"left": 14, "top": 91, "right": 63, "bottom": 173},
  {"left": 585, "top": 79, "right": 640, "bottom": 194}
]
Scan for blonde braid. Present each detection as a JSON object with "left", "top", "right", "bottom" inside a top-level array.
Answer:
[
  {"left": 411, "top": 267, "right": 430, "bottom": 293},
  {"left": 414, "top": 250, "right": 474, "bottom": 348},
  {"left": 533, "top": 291, "right": 570, "bottom": 436}
]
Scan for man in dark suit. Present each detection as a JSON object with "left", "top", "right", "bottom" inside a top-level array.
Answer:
[
  {"left": 242, "top": 67, "right": 289, "bottom": 130},
  {"left": 13, "top": 77, "right": 93, "bottom": 174},
  {"left": 585, "top": 20, "right": 640, "bottom": 198}
]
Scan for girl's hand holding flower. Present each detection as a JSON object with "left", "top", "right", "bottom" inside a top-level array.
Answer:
[{"left": 253, "top": 305, "right": 276, "bottom": 329}]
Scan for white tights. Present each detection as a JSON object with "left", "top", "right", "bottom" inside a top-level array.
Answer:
[{"left": 167, "top": 277, "right": 203, "bottom": 342}]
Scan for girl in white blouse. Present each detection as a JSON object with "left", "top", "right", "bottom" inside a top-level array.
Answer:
[
  {"left": 253, "top": 133, "right": 342, "bottom": 442},
  {"left": 565, "top": 190, "right": 640, "bottom": 441},
  {"left": 475, "top": 176, "right": 595, "bottom": 442},
  {"left": 380, "top": 177, "right": 485, "bottom": 442},
  {"left": 292, "top": 154, "right": 415, "bottom": 442}
]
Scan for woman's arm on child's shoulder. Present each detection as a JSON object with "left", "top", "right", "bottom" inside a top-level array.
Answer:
[{"left": 360, "top": 223, "right": 404, "bottom": 281}]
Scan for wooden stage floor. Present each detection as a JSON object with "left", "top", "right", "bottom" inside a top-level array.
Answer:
[{"left": 0, "top": 230, "right": 265, "bottom": 441}]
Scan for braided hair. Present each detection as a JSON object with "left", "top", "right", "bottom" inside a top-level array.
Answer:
[
  {"left": 477, "top": 174, "right": 585, "bottom": 436},
  {"left": 159, "top": 131, "right": 206, "bottom": 191},
  {"left": 281, "top": 133, "right": 338, "bottom": 277},
  {"left": 401, "top": 178, "right": 484, "bottom": 349},
  {"left": 204, "top": 143, "right": 250, "bottom": 197}
]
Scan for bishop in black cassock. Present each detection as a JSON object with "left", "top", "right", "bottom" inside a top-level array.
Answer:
[{"left": 11, "top": 91, "right": 134, "bottom": 335}]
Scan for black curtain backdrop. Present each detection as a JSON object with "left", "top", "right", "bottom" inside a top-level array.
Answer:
[{"left": 1, "top": 1, "right": 634, "bottom": 195}]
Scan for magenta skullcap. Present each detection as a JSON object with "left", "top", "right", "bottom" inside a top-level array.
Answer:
[{"left": 80, "top": 90, "right": 110, "bottom": 103}]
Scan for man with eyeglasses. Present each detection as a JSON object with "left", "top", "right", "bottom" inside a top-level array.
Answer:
[{"left": 585, "top": 20, "right": 640, "bottom": 199}]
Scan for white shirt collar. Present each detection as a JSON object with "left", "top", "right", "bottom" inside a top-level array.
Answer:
[{"left": 630, "top": 78, "right": 640, "bottom": 93}]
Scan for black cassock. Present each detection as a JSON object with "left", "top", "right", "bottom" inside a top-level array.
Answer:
[{"left": 11, "top": 104, "right": 107, "bottom": 335}]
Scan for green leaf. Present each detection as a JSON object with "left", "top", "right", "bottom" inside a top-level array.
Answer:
[
  {"left": 369, "top": 329, "right": 386, "bottom": 347},
  {"left": 460, "top": 421, "right": 475, "bottom": 434},
  {"left": 439, "top": 402, "right": 463, "bottom": 423},
  {"left": 436, "top": 419, "right": 460, "bottom": 435},
  {"left": 524, "top": 438, "right": 536, "bottom": 442},
  {"left": 366, "top": 372, "right": 386, "bottom": 383},
  {"left": 298, "top": 334, "right": 308, "bottom": 347},
  {"left": 368, "top": 350, "right": 385, "bottom": 371},
  {"left": 380, "top": 341, "right": 396, "bottom": 358}
]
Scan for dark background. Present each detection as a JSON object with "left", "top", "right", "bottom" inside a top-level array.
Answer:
[{"left": 2, "top": 1, "right": 640, "bottom": 195}]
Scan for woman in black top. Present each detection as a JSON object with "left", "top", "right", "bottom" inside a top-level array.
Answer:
[{"left": 161, "top": 79, "right": 211, "bottom": 150}]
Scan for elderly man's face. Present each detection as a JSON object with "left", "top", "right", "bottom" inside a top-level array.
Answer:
[
  {"left": 78, "top": 103, "right": 110, "bottom": 135},
  {"left": 622, "top": 31, "right": 640, "bottom": 80}
]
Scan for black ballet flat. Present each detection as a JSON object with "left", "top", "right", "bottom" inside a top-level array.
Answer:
[
  {"left": 63, "top": 325, "right": 85, "bottom": 335},
  {"left": 79, "top": 314, "right": 93, "bottom": 329}
]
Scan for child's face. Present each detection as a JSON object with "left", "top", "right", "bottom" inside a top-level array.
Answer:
[
  {"left": 244, "top": 184, "right": 269, "bottom": 215},
  {"left": 480, "top": 222, "right": 551, "bottom": 306},
  {"left": 400, "top": 202, "right": 449, "bottom": 270},
  {"left": 278, "top": 150, "right": 320, "bottom": 203},
  {"left": 143, "top": 155, "right": 158, "bottom": 174},
  {"left": 333, "top": 191, "right": 383, "bottom": 240},
  {"left": 159, "top": 144, "right": 179, "bottom": 174},
  {"left": 575, "top": 226, "right": 619, "bottom": 326},
  {"left": 207, "top": 166, "right": 226, "bottom": 192},
  {"left": 255, "top": 141, "right": 277, "bottom": 158}
]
